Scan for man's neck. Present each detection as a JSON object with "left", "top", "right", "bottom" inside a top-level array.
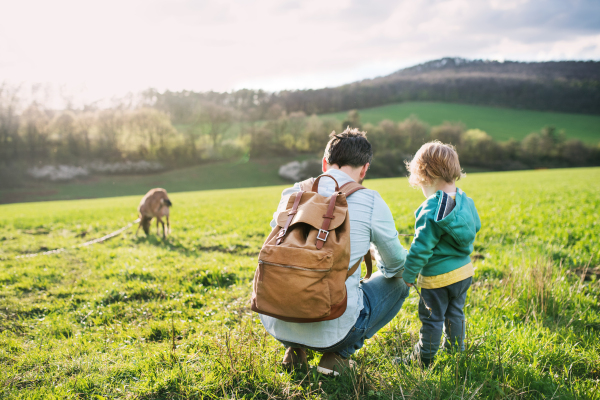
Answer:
[{"left": 324, "top": 164, "right": 362, "bottom": 183}]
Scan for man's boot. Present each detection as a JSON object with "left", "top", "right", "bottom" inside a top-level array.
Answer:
[
  {"left": 317, "top": 352, "right": 356, "bottom": 376},
  {"left": 282, "top": 347, "right": 307, "bottom": 370}
]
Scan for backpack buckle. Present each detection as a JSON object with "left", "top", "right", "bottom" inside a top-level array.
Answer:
[{"left": 316, "top": 229, "right": 329, "bottom": 242}]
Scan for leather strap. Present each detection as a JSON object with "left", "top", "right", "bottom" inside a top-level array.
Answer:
[
  {"left": 316, "top": 192, "right": 338, "bottom": 249},
  {"left": 276, "top": 190, "right": 304, "bottom": 245},
  {"left": 314, "top": 179, "right": 367, "bottom": 250},
  {"left": 339, "top": 181, "right": 366, "bottom": 197},
  {"left": 345, "top": 250, "right": 373, "bottom": 281},
  {"left": 346, "top": 259, "right": 361, "bottom": 279},
  {"left": 311, "top": 174, "right": 340, "bottom": 192}
]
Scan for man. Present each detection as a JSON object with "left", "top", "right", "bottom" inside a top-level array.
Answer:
[{"left": 259, "top": 127, "right": 410, "bottom": 375}]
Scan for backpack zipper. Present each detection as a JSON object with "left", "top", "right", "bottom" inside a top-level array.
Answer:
[{"left": 258, "top": 259, "right": 331, "bottom": 272}]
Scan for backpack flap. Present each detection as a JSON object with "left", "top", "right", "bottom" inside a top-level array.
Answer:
[{"left": 276, "top": 193, "right": 347, "bottom": 232}]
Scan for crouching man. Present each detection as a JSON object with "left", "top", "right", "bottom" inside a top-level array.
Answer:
[{"left": 255, "top": 128, "right": 410, "bottom": 375}]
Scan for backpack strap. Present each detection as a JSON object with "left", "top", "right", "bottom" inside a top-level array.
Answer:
[
  {"left": 276, "top": 190, "right": 304, "bottom": 245},
  {"left": 311, "top": 174, "right": 340, "bottom": 192},
  {"left": 339, "top": 181, "right": 366, "bottom": 197},
  {"left": 302, "top": 177, "right": 365, "bottom": 196},
  {"left": 301, "top": 176, "right": 373, "bottom": 278},
  {"left": 315, "top": 192, "right": 338, "bottom": 250},
  {"left": 346, "top": 250, "right": 373, "bottom": 281},
  {"left": 312, "top": 177, "right": 367, "bottom": 250}
]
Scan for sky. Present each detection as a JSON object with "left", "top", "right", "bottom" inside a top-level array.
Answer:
[{"left": 1, "top": 0, "right": 599, "bottom": 106}]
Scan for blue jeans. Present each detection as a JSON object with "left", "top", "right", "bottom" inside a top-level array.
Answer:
[
  {"left": 279, "top": 271, "right": 410, "bottom": 359},
  {"left": 418, "top": 277, "right": 472, "bottom": 360}
]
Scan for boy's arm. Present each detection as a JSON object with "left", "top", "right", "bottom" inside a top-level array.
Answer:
[
  {"left": 402, "top": 203, "right": 443, "bottom": 284},
  {"left": 370, "top": 192, "right": 407, "bottom": 278}
]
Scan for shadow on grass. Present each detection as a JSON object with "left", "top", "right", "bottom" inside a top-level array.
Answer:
[{"left": 131, "top": 235, "right": 258, "bottom": 257}]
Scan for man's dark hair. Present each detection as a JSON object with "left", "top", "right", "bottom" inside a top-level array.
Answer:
[{"left": 324, "top": 127, "right": 373, "bottom": 168}]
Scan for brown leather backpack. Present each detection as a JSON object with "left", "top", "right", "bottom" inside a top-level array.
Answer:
[{"left": 251, "top": 174, "right": 372, "bottom": 323}]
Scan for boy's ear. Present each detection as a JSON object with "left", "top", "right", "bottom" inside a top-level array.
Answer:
[{"left": 322, "top": 157, "right": 328, "bottom": 173}]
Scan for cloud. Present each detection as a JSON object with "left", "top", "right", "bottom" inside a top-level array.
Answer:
[{"left": 0, "top": 0, "right": 598, "bottom": 104}]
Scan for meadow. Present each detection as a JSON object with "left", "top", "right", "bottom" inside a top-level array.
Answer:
[
  {"left": 0, "top": 157, "right": 290, "bottom": 204},
  {"left": 0, "top": 168, "right": 599, "bottom": 399},
  {"left": 324, "top": 102, "right": 600, "bottom": 143}
]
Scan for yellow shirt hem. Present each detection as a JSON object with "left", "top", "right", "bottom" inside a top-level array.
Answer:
[{"left": 417, "top": 262, "right": 474, "bottom": 289}]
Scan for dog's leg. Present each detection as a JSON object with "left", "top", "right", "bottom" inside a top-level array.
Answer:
[
  {"left": 166, "top": 215, "right": 170, "bottom": 235},
  {"left": 156, "top": 216, "right": 165, "bottom": 238}
]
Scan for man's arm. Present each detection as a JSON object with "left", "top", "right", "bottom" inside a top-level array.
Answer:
[
  {"left": 401, "top": 204, "right": 442, "bottom": 284},
  {"left": 370, "top": 192, "right": 407, "bottom": 278}
]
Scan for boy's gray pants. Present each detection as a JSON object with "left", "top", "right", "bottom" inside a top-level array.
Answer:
[{"left": 418, "top": 277, "right": 472, "bottom": 361}]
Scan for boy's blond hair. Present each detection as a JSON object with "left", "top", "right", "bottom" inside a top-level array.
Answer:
[{"left": 405, "top": 141, "right": 465, "bottom": 187}]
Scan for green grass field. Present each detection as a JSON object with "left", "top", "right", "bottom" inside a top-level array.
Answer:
[
  {"left": 0, "top": 157, "right": 291, "bottom": 204},
  {"left": 1, "top": 168, "right": 599, "bottom": 399},
  {"left": 325, "top": 102, "right": 600, "bottom": 143}
]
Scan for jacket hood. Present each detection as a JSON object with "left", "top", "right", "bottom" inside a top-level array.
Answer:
[{"left": 433, "top": 189, "right": 480, "bottom": 248}]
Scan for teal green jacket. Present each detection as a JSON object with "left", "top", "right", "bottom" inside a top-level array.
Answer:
[{"left": 402, "top": 189, "right": 481, "bottom": 284}]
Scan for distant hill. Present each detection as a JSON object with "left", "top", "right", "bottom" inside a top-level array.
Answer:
[
  {"left": 390, "top": 58, "right": 600, "bottom": 81},
  {"left": 150, "top": 58, "right": 600, "bottom": 122},
  {"left": 277, "top": 58, "right": 600, "bottom": 115}
]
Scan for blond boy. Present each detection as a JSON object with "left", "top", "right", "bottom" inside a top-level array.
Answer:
[{"left": 401, "top": 141, "right": 481, "bottom": 366}]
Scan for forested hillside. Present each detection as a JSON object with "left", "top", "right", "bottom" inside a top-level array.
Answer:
[
  {"left": 149, "top": 58, "right": 600, "bottom": 120},
  {"left": 2, "top": 58, "right": 600, "bottom": 193}
]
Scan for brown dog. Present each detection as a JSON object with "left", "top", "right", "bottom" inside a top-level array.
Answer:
[{"left": 136, "top": 188, "right": 172, "bottom": 238}]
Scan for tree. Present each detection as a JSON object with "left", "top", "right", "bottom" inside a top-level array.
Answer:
[
  {"left": 50, "top": 112, "right": 79, "bottom": 161},
  {"left": 0, "top": 84, "right": 21, "bottom": 163},
  {"left": 75, "top": 112, "right": 95, "bottom": 159},
  {"left": 21, "top": 104, "right": 50, "bottom": 162},
  {"left": 459, "top": 129, "right": 496, "bottom": 165},
  {"left": 430, "top": 122, "right": 464, "bottom": 146},
  {"left": 96, "top": 110, "right": 124, "bottom": 159},
  {"left": 560, "top": 140, "right": 590, "bottom": 165},
  {"left": 398, "top": 116, "right": 429, "bottom": 153},
  {"left": 194, "top": 103, "right": 235, "bottom": 148},
  {"left": 342, "top": 110, "right": 361, "bottom": 130},
  {"left": 127, "top": 108, "right": 177, "bottom": 159}
]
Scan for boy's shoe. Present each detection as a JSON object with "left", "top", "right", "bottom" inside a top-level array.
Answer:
[
  {"left": 317, "top": 352, "right": 356, "bottom": 376},
  {"left": 282, "top": 347, "right": 307, "bottom": 370}
]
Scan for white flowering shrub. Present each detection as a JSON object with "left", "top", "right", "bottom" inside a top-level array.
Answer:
[
  {"left": 88, "top": 161, "right": 163, "bottom": 174},
  {"left": 28, "top": 165, "right": 89, "bottom": 181},
  {"left": 28, "top": 161, "right": 164, "bottom": 181}
]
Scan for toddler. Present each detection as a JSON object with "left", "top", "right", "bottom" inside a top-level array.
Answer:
[{"left": 401, "top": 141, "right": 481, "bottom": 367}]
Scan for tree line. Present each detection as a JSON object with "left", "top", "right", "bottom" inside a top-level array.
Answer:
[
  {"left": 1, "top": 83, "right": 599, "bottom": 188},
  {"left": 360, "top": 115, "right": 600, "bottom": 177},
  {"left": 147, "top": 59, "right": 600, "bottom": 121}
]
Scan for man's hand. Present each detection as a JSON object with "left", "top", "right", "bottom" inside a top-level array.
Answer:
[{"left": 405, "top": 282, "right": 414, "bottom": 287}]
